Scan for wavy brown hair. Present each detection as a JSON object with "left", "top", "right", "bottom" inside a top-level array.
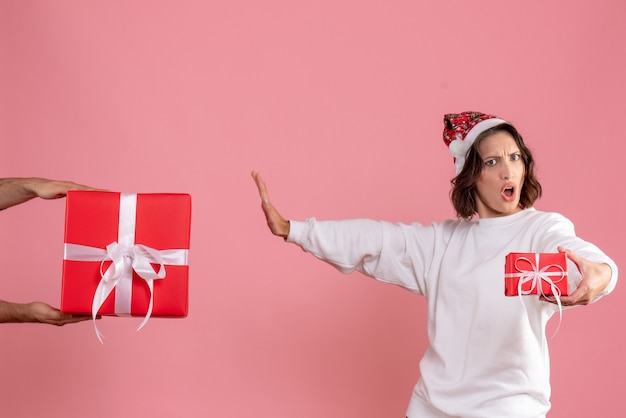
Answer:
[{"left": 450, "top": 123, "right": 542, "bottom": 219}]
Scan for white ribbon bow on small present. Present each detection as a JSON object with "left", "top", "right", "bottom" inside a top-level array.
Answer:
[
  {"left": 63, "top": 193, "right": 188, "bottom": 343},
  {"left": 505, "top": 253, "right": 567, "bottom": 334}
]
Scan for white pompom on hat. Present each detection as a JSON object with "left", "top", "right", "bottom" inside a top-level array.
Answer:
[{"left": 443, "top": 111, "right": 508, "bottom": 175}]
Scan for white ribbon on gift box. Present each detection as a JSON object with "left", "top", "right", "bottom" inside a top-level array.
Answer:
[
  {"left": 63, "top": 193, "right": 189, "bottom": 343},
  {"left": 505, "top": 253, "right": 567, "bottom": 334}
]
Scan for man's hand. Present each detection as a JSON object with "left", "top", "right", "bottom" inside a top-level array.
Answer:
[
  {"left": 0, "top": 177, "right": 100, "bottom": 210},
  {"left": 0, "top": 301, "right": 93, "bottom": 325},
  {"left": 27, "top": 178, "right": 97, "bottom": 200}
]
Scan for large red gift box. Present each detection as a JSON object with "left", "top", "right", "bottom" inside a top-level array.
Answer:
[
  {"left": 61, "top": 191, "right": 191, "bottom": 319},
  {"left": 504, "top": 252, "right": 568, "bottom": 297}
]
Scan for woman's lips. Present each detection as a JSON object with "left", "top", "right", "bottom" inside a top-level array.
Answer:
[{"left": 502, "top": 185, "right": 516, "bottom": 202}]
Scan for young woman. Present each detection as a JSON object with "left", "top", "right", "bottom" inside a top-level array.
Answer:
[{"left": 252, "top": 111, "right": 617, "bottom": 418}]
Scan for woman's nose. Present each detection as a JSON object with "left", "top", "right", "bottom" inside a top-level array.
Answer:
[{"left": 501, "top": 161, "right": 514, "bottom": 179}]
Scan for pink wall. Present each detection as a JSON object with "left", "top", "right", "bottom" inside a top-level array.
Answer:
[{"left": 1, "top": 1, "right": 624, "bottom": 417}]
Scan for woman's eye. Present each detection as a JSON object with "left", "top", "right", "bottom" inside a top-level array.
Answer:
[
  {"left": 485, "top": 159, "right": 497, "bottom": 167},
  {"left": 511, "top": 154, "right": 521, "bottom": 161}
]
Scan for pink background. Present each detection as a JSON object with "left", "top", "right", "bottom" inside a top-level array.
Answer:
[{"left": 1, "top": 1, "right": 624, "bottom": 417}]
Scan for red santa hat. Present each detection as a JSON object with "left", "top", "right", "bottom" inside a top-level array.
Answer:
[{"left": 443, "top": 111, "right": 507, "bottom": 175}]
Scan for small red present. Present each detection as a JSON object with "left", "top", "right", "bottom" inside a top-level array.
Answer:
[
  {"left": 504, "top": 252, "right": 568, "bottom": 297},
  {"left": 61, "top": 191, "right": 191, "bottom": 340}
]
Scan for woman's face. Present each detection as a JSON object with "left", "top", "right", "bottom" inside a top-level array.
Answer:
[{"left": 474, "top": 131, "right": 525, "bottom": 218}]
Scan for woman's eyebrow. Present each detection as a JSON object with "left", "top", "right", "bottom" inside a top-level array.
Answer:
[
  {"left": 483, "top": 149, "right": 521, "bottom": 159},
  {"left": 482, "top": 154, "right": 502, "bottom": 160}
]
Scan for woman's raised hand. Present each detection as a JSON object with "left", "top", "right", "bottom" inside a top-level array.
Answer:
[{"left": 251, "top": 171, "right": 290, "bottom": 238}]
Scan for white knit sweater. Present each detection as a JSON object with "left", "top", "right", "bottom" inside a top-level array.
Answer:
[{"left": 286, "top": 208, "right": 618, "bottom": 418}]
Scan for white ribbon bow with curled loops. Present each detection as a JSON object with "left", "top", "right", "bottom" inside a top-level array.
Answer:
[
  {"left": 93, "top": 242, "right": 166, "bottom": 340},
  {"left": 506, "top": 253, "right": 567, "bottom": 335},
  {"left": 63, "top": 193, "right": 188, "bottom": 343}
]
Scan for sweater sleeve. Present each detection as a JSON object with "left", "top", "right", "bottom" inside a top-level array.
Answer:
[
  {"left": 286, "top": 218, "right": 436, "bottom": 294},
  {"left": 536, "top": 212, "right": 618, "bottom": 300}
]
